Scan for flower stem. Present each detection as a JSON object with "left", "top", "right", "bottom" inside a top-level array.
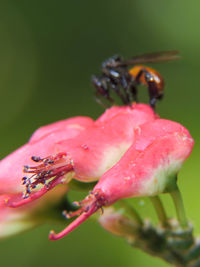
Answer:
[
  {"left": 118, "top": 199, "right": 143, "bottom": 226},
  {"left": 170, "top": 185, "right": 188, "bottom": 228},
  {"left": 150, "top": 196, "right": 169, "bottom": 227}
]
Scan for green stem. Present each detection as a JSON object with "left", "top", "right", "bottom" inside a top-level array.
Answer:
[
  {"left": 170, "top": 185, "right": 188, "bottom": 228},
  {"left": 150, "top": 196, "right": 169, "bottom": 227},
  {"left": 118, "top": 199, "right": 143, "bottom": 226}
]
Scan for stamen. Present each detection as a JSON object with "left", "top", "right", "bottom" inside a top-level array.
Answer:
[
  {"left": 62, "top": 209, "right": 81, "bottom": 219},
  {"left": 63, "top": 193, "right": 96, "bottom": 219},
  {"left": 31, "top": 156, "right": 41, "bottom": 162},
  {"left": 72, "top": 194, "right": 94, "bottom": 207},
  {"left": 6, "top": 171, "right": 71, "bottom": 208},
  {"left": 72, "top": 201, "right": 81, "bottom": 207},
  {"left": 21, "top": 152, "right": 74, "bottom": 199},
  {"left": 49, "top": 201, "right": 98, "bottom": 240},
  {"left": 49, "top": 189, "right": 106, "bottom": 240}
]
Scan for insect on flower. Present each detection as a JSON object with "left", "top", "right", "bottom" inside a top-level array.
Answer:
[
  {"left": 92, "top": 50, "right": 179, "bottom": 108},
  {"left": 0, "top": 51, "right": 193, "bottom": 242}
]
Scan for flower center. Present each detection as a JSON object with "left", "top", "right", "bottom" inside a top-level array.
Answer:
[
  {"left": 22, "top": 152, "right": 74, "bottom": 199},
  {"left": 62, "top": 189, "right": 106, "bottom": 219}
]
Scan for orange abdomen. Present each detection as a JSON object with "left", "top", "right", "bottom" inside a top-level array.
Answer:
[{"left": 129, "top": 65, "right": 164, "bottom": 92}]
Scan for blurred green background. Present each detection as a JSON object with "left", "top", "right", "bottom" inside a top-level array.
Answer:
[{"left": 0, "top": 0, "right": 200, "bottom": 266}]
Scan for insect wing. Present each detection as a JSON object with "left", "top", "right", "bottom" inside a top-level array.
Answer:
[{"left": 111, "top": 51, "right": 180, "bottom": 67}]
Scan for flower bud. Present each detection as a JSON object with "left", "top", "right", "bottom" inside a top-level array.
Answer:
[{"left": 98, "top": 207, "right": 137, "bottom": 238}]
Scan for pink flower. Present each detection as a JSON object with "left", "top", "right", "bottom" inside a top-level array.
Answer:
[
  {"left": 0, "top": 116, "right": 93, "bottom": 196},
  {"left": 0, "top": 104, "right": 156, "bottom": 237},
  {"left": 0, "top": 103, "right": 193, "bottom": 240},
  {"left": 49, "top": 118, "right": 193, "bottom": 240},
  {"left": 1, "top": 104, "right": 155, "bottom": 206}
]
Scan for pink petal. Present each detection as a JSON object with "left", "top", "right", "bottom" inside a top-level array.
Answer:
[{"left": 94, "top": 119, "right": 194, "bottom": 203}]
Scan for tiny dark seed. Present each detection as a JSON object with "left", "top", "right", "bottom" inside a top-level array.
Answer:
[{"left": 31, "top": 156, "right": 41, "bottom": 162}]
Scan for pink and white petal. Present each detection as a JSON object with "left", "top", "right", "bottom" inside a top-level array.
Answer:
[{"left": 94, "top": 119, "right": 194, "bottom": 202}]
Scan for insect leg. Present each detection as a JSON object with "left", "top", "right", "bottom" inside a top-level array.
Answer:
[
  {"left": 129, "top": 82, "right": 138, "bottom": 103},
  {"left": 120, "top": 75, "right": 133, "bottom": 105},
  {"left": 134, "top": 69, "right": 162, "bottom": 109},
  {"left": 143, "top": 71, "right": 163, "bottom": 109},
  {"left": 110, "top": 81, "right": 129, "bottom": 105},
  {"left": 92, "top": 75, "right": 114, "bottom": 107}
]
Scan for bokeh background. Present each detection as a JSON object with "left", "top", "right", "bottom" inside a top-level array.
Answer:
[{"left": 0, "top": 1, "right": 200, "bottom": 266}]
